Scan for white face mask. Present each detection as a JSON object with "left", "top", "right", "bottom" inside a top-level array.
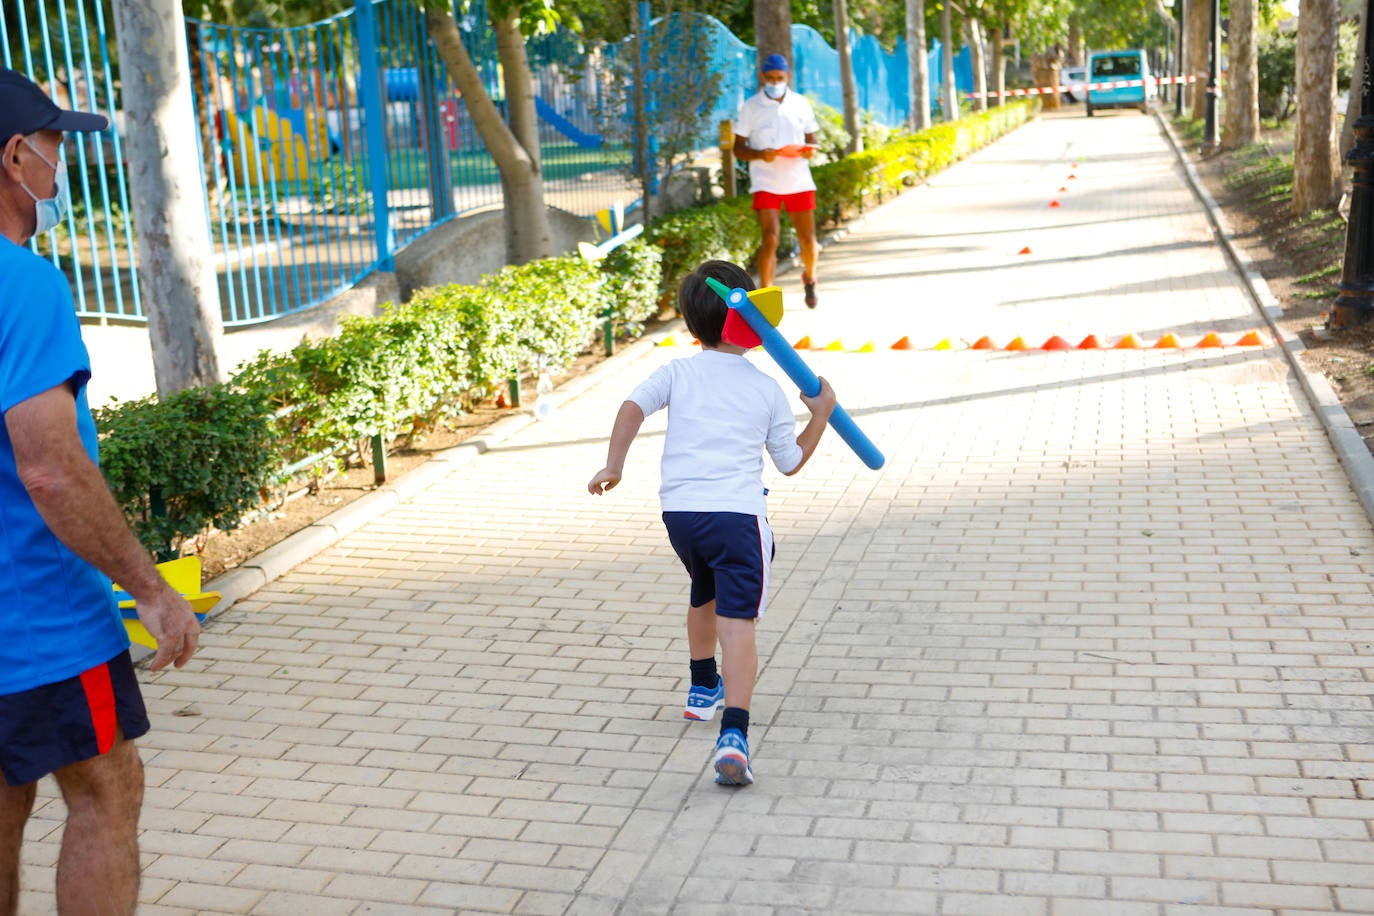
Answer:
[
  {"left": 763, "top": 82, "right": 787, "bottom": 100},
  {"left": 19, "top": 137, "right": 69, "bottom": 235}
]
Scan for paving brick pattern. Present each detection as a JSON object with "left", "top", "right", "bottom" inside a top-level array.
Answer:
[{"left": 20, "top": 110, "right": 1374, "bottom": 914}]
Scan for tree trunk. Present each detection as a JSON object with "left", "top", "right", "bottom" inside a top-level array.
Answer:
[
  {"left": 1221, "top": 0, "right": 1259, "bottom": 151},
  {"left": 629, "top": 1, "right": 654, "bottom": 219},
  {"left": 111, "top": 0, "right": 223, "bottom": 396},
  {"left": 941, "top": 0, "right": 957, "bottom": 120},
  {"left": 907, "top": 0, "right": 931, "bottom": 129},
  {"left": 967, "top": 18, "right": 987, "bottom": 113},
  {"left": 991, "top": 22, "right": 1006, "bottom": 108},
  {"left": 755, "top": 0, "right": 793, "bottom": 71},
  {"left": 834, "top": 0, "right": 862, "bottom": 153},
  {"left": 1341, "top": 11, "right": 1367, "bottom": 158},
  {"left": 1293, "top": 0, "right": 1343, "bottom": 215},
  {"left": 495, "top": 16, "right": 540, "bottom": 174},
  {"left": 425, "top": 5, "right": 552, "bottom": 263},
  {"left": 1188, "top": 0, "right": 1209, "bottom": 116},
  {"left": 1067, "top": 20, "right": 1081, "bottom": 66}
]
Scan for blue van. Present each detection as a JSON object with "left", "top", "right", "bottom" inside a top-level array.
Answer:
[{"left": 1086, "top": 50, "right": 1155, "bottom": 115}]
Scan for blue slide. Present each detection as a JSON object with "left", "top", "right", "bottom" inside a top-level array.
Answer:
[{"left": 535, "top": 96, "right": 602, "bottom": 148}]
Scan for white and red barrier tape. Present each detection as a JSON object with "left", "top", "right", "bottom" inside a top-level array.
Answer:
[{"left": 968, "top": 73, "right": 1206, "bottom": 100}]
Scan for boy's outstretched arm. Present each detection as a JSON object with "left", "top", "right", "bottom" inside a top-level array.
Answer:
[
  {"left": 784, "top": 376, "right": 837, "bottom": 477},
  {"left": 588, "top": 400, "right": 646, "bottom": 494}
]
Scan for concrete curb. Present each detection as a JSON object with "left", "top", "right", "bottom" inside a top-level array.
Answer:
[{"left": 1156, "top": 111, "right": 1374, "bottom": 526}]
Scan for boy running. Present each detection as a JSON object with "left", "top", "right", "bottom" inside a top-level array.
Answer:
[{"left": 588, "top": 260, "right": 835, "bottom": 785}]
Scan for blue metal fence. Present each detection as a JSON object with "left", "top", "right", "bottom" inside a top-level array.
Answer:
[{"left": 6, "top": 0, "right": 963, "bottom": 328}]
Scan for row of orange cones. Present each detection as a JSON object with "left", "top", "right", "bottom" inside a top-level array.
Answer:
[{"left": 658, "top": 330, "right": 1271, "bottom": 351}]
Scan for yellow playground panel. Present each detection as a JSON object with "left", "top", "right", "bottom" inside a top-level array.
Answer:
[{"left": 221, "top": 104, "right": 329, "bottom": 185}]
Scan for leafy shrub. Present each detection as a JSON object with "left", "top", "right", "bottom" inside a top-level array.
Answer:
[
  {"left": 95, "top": 385, "right": 281, "bottom": 557},
  {"left": 601, "top": 237, "right": 665, "bottom": 337},
  {"left": 647, "top": 195, "right": 761, "bottom": 304}
]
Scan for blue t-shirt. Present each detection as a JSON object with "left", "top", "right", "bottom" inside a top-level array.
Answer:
[{"left": 0, "top": 236, "right": 128, "bottom": 695}]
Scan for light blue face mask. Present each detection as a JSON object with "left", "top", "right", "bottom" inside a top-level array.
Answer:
[
  {"left": 763, "top": 81, "right": 787, "bottom": 100},
  {"left": 20, "top": 137, "right": 69, "bottom": 235}
]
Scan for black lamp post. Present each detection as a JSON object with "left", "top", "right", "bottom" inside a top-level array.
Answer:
[
  {"left": 1202, "top": 0, "right": 1220, "bottom": 150},
  {"left": 1331, "top": 3, "right": 1374, "bottom": 329}
]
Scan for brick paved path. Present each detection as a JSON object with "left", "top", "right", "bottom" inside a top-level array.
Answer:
[{"left": 22, "top": 110, "right": 1374, "bottom": 914}]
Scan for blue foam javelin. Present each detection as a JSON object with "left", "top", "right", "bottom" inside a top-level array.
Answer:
[{"left": 706, "top": 278, "right": 885, "bottom": 470}]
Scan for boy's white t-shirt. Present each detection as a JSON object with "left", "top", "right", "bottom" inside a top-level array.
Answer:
[
  {"left": 734, "top": 89, "right": 821, "bottom": 195},
  {"left": 628, "top": 350, "right": 803, "bottom": 516}
]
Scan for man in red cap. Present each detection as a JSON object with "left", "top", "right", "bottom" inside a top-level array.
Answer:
[
  {"left": 0, "top": 68, "right": 200, "bottom": 914},
  {"left": 733, "top": 52, "right": 822, "bottom": 307}
]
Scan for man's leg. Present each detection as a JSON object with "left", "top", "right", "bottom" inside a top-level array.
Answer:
[
  {"left": 791, "top": 207, "right": 819, "bottom": 282},
  {"left": 51, "top": 732, "right": 144, "bottom": 916},
  {"left": 756, "top": 208, "right": 781, "bottom": 287},
  {"left": 0, "top": 781, "right": 37, "bottom": 916}
]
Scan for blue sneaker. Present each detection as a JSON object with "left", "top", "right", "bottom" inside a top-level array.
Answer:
[
  {"left": 684, "top": 677, "right": 725, "bottom": 721},
  {"left": 713, "top": 728, "right": 753, "bottom": 786}
]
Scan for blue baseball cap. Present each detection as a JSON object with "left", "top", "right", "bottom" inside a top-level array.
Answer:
[
  {"left": 760, "top": 53, "right": 790, "bottom": 74},
  {"left": 0, "top": 68, "right": 109, "bottom": 145}
]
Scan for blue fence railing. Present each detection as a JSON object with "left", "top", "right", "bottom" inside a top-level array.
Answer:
[{"left": 5, "top": 0, "right": 973, "bottom": 328}]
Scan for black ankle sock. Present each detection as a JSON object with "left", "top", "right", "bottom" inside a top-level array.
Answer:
[
  {"left": 689, "top": 657, "right": 718, "bottom": 689},
  {"left": 721, "top": 707, "right": 749, "bottom": 739}
]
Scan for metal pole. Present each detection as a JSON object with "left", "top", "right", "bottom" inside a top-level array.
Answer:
[
  {"left": 354, "top": 0, "right": 394, "bottom": 270},
  {"left": 1203, "top": 0, "right": 1220, "bottom": 150},
  {"left": 1331, "top": 0, "right": 1374, "bottom": 328},
  {"left": 1175, "top": 0, "right": 1186, "bottom": 117}
]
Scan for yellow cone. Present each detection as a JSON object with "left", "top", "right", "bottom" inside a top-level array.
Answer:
[
  {"left": 658, "top": 335, "right": 677, "bottom": 347},
  {"left": 823, "top": 340, "right": 845, "bottom": 351},
  {"left": 932, "top": 338, "right": 954, "bottom": 350},
  {"left": 853, "top": 341, "right": 876, "bottom": 353}
]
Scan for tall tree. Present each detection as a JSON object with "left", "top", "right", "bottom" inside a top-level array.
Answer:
[
  {"left": 755, "top": 0, "right": 794, "bottom": 69},
  {"left": 940, "top": 0, "right": 957, "bottom": 119},
  {"left": 1221, "top": 0, "right": 1259, "bottom": 150},
  {"left": 112, "top": 0, "right": 224, "bottom": 395},
  {"left": 1293, "top": 0, "right": 1343, "bottom": 214},
  {"left": 424, "top": 0, "right": 554, "bottom": 264},
  {"left": 907, "top": 0, "right": 932, "bottom": 127},
  {"left": 1187, "top": 0, "right": 1209, "bottom": 116},
  {"left": 835, "top": 0, "right": 863, "bottom": 153},
  {"left": 967, "top": 17, "right": 988, "bottom": 112}
]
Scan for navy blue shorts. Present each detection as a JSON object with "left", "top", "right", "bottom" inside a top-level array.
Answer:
[
  {"left": 0, "top": 651, "right": 150, "bottom": 786},
  {"left": 663, "top": 511, "right": 775, "bottom": 619}
]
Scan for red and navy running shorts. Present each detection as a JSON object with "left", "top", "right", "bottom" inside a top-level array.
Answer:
[
  {"left": 752, "top": 190, "right": 815, "bottom": 213},
  {"left": 663, "top": 512, "right": 776, "bottom": 620},
  {"left": 0, "top": 652, "right": 150, "bottom": 786}
]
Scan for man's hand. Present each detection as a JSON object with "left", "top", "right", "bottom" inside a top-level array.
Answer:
[
  {"left": 136, "top": 583, "right": 200, "bottom": 672},
  {"left": 760, "top": 148, "right": 778, "bottom": 162},
  {"left": 801, "top": 376, "right": 837, "bottom": 419},
  {"left": 799, "top": 146, "right": 815, "bottom": 159},
  {"left": 588, "top": 467, "right": 622, "bottom": 495}
]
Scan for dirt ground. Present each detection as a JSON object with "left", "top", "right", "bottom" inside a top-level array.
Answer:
[
  {"left": 195, "top": 116, "right": 1364, "bottom": 583},
  {"left": 1186, "top": 123, "right": 1370, "bottom": 435}
]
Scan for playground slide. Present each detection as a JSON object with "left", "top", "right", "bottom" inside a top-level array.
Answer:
[{"left": 535, "top": 96, "right": 602, "bottom": 148}]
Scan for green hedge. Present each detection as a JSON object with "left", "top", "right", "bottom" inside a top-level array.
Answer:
[{"left": 95, "top": 103, "right": 1035, "bottom": 558}]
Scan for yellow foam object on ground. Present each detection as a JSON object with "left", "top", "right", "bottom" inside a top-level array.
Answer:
[{"left": 114, "top": 557, "right": 220, "bottom": 650}]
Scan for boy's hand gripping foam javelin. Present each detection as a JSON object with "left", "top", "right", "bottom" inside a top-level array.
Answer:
[{"left": 705, "top": 277, "right": 885, "bottom": 470}]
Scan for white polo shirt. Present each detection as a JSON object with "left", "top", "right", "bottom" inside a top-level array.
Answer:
[
  {"left": 734, "top": 88, "right": 820, "bottom": 195},
  {"left": 627, "top": 350, "right": 803, "bottom": 517}
]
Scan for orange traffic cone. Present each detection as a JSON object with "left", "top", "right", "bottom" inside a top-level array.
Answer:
[
  {"left": 1077, "top": 335, "right": 1103, "bottom": 349},
  {"left": 1114, "top": 334, "right": 1142, "bottom": 349},
  {"left": 1235, "top": 330, "right": 1267, "bottom": 346},
  {"left": 970, "top": 336, "right": 997, "bottom": 350},
  {"left": 1017, "top": 246, "right": 1033, "bottom": 255},
  {"left": 1048, "top": 200, "right": 1062, "bottom": 208},
  {"left": 792, "top": 335, "right": 811, "bottom": 350},
  {"left": 1196, "top": 331, "right": 1224, "bottom": 348},
  {"left": 1005, "top": 336, "right": 1029, "bottom": 351},
  {"left": 1041, "top": 336, "right": 1073, "bottom": 350},
  {"left": 891, "top": 336, "right": 914, "bottom": 350},
  {"left": 1153, "top": 333, "right": 1181, "bottom": 348}
]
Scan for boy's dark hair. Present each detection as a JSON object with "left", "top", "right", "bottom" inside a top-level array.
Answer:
[{"left": 677, "top": 260, "right": 755, "bottom": 348}]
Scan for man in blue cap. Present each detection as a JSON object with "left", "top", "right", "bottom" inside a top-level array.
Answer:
[
  {"left": 733, "top": 52, "right": 822, "bottom": 307},
  {"left": 0, "top": 68, "right": 200, "bottom": 913}
]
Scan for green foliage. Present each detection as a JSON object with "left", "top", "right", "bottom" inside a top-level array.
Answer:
[
  {"left": 601, "top": 238, "right": 665, "bottom": 336},
  {"left": 646, "top": 196, "right": 762, "bottom": 305},
  {"left": 1254, "top": 22, "right": 1351, "bottom": 123},
  {"left": 95, "top": 386, "right": 281, "bottom": 557}
]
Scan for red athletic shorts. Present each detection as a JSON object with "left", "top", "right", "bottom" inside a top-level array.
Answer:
[
  {"left": 752, "top": 190, "right": 815, "bottom": 213},
  {"left": 0, "top": 651, "right": 150, "bottom": 785}
]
